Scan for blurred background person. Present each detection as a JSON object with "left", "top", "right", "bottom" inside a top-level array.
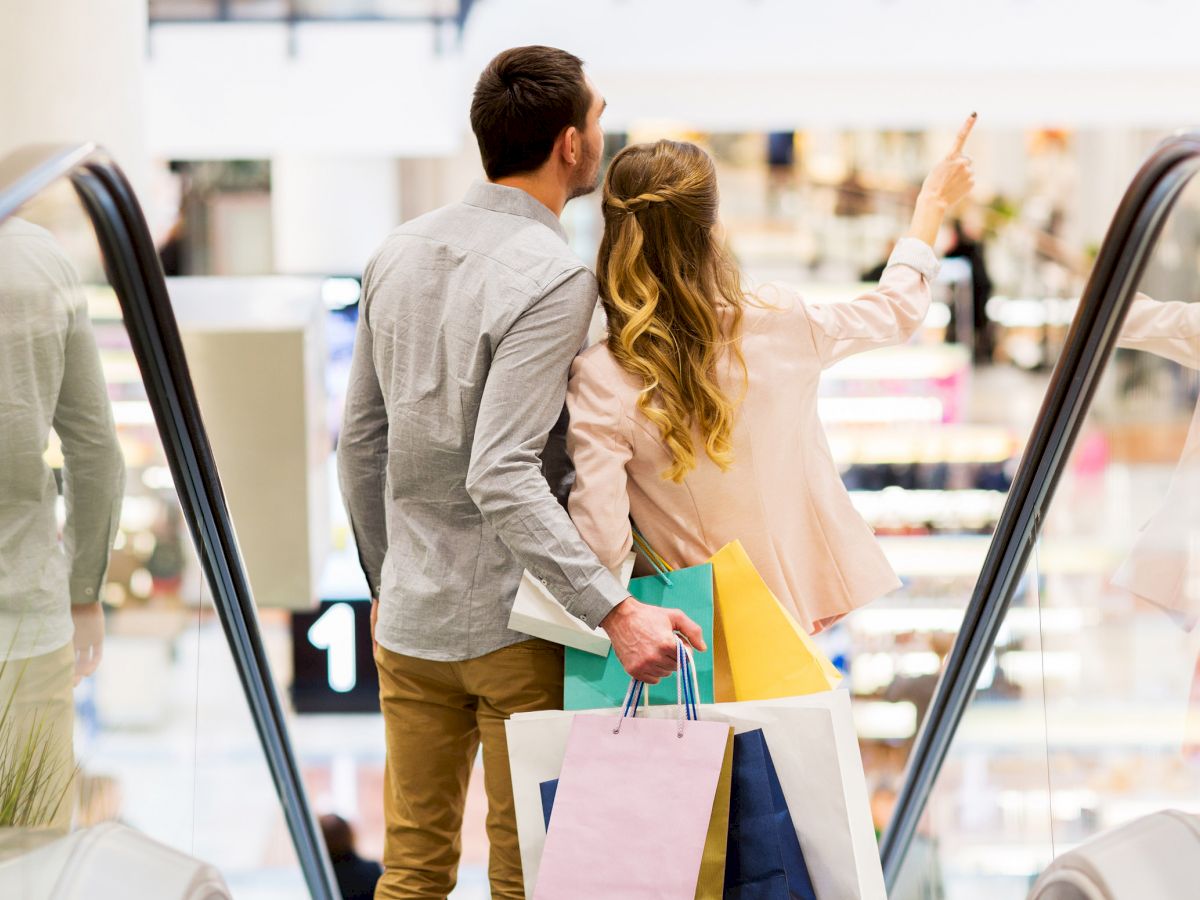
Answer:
[{"left": 319, "top": 813, "right": 382, "bottom": 900}]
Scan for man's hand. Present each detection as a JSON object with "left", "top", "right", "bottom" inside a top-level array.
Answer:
[
  {"left": 71, "top": 602, "right": 105, "bottom": 686},
  {"left": 370, "top": 598, "right": 379, "bottom": 654},
  {"left": 600, "top": 597, "right": 707, "bottom": 684}
]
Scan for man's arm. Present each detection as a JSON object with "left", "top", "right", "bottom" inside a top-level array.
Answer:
[
  {"left": 54, "top": 287, "right": 125, "bottom": 607},
  {"left": 337, "top": 289, "right": 389, "bottom": 600},
  {"left": 465, "top": 267, "right": 626, "bottom": 628},
  {"left": 54, "top": 286, "right": 125, "bottom": 683},
  {"left": 465, "top": 266, "right": 705, "bottom": 682}
]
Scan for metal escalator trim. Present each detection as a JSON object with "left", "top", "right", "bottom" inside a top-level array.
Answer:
[
  {"left": 881, "top": 132, "right": 1200, "bottom": 887},
  {"left": 0, "top": 145, "right": 340, "bottom": 900}
]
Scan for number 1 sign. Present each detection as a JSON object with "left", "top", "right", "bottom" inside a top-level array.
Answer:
[{"left": 290, "top": 598, "right": 380, "bottom": 713}]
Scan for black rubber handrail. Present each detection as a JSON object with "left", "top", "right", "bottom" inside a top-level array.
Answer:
[
  {"left": 881, "top": 131, "right": 1200, "bottom": 886},
  {"left": 0, "top": 144, "right": 340, "bottom": 900}
]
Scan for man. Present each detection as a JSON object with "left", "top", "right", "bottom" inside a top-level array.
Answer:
[
  {"left": 0, "top": 217, "right": 124, "bottom": 831},
  {"left": 338, "top": 46, "right": 704, "bottom": 899}
]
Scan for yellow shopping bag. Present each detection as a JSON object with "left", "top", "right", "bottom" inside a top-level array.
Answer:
[
  {"left": 695, "top": 729, "right": 734, "bottom": 899},
  {"left": 709, "top": 541, "right": 842, "bottom": 702}
]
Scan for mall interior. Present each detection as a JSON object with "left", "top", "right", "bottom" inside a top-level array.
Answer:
[{"left": 2, "top": 1, "right": 1200, "bottom": 898}]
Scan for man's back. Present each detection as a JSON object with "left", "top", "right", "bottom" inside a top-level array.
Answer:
[
  {"left": 339, "top": 182, "right": 619, "bottom": 661},
  {"left": 363, "top": 194, "right": 582, "bottom": 503}
]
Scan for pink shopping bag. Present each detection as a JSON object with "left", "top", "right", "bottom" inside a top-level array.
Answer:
[{"left": 535, "top": 642, "right": 733, "bottom": 899}]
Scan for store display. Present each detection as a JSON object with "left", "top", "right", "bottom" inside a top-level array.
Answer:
[{"left": 171, "top": 276, "right": 331, "bottom": 611}]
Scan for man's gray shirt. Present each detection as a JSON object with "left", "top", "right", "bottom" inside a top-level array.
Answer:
[{"left": 338, "top": 182, "right": 628, "bottom": 661}]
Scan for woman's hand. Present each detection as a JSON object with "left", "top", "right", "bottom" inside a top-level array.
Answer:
[{"left": 908, "top": 113, "right": 978, "bottom": 246}]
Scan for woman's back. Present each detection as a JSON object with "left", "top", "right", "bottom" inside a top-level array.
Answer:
[{"left": 567, "top": 240, "right": 939, "bottom": 633}]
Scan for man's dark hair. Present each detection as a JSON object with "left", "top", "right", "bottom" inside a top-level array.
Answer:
[{"left": 470, "top": 46, "right": 592, "bottom": 181}]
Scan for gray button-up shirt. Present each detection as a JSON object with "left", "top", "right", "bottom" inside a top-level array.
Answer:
[
  {"left": 338, "top": 182, "right": 628, "bottom": 661},
  {"left": 1, "top": 218, "right": 125, "bottom": 660}
]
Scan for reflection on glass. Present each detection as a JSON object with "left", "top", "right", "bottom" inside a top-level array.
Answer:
[
  {"left": 881, "top": 181, "right": 1200, "bottom": 896},
  {"left": 0, "top": 180, "right": 311, "bottom": 895},
  {"left": 0, "top": 216, "right": 124, "bottom": 849},
  {"left": 880, "top": 565, "right": 1054, "bottom": 899},
  {"left": 1033, "top": 283, "right": 1200, "bottom": 861}
]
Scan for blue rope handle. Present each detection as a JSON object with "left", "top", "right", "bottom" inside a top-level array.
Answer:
[
  {"left": 679, "top": 640, "right": 700, "bottom": 721},
  {"left": 615, "top": 638, "right": 698, "bottom": 735}
]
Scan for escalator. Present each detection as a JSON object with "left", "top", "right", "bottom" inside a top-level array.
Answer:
[
  {"left": 2, "top": 132, "right": 1199, "bottom": 898},
  {"left": 0, "top": 146, "right": 338, "bottom": 897},
  {"left": 881, "top": 134, "right": 1200, "bottom": 895}
]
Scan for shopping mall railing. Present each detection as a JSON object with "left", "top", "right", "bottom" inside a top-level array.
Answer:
[
  {"left": 0, "top": 144, "right": 340, "bottom": 900},
  {"left": 148, "top": 0, "right": 476, "bottom": 30},
  {"left": 880, "top": 131, "right": 1200, "bottom": 887}
]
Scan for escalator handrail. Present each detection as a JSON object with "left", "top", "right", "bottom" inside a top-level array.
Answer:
[
  {"left": 0, "top": 144, "right": 339, "bottom": 900},
  {"left": 880, "top": 131, "right": 1200, "bottom": 886}
]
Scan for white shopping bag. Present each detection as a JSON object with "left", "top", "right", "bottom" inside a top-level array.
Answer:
[
  {"left": 507, "top": 553, "right": 635, "bottom": 655},
  {"left": 506, "top": 689, "right": 885, "bottom": 900}
]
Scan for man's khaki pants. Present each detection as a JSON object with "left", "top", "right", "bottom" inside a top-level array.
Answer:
[{"left": 374, "top": 638, "right": 563, "bottom": 900}]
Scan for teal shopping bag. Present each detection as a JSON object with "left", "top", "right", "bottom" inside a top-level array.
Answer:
[{"left": 563, "top": 533, "right": 713, "bottom": 710}]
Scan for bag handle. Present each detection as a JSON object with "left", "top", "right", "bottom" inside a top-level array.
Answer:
[
  {"left": 630, "top": 525, "right": 673, "bottom": 586},
  {"left": 614, "top": 638, "right": 700, "bottom": 738}
]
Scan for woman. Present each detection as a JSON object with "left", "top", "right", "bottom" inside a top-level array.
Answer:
[{"left": 567, "top": 116, "right": 976, "bottom": 634}]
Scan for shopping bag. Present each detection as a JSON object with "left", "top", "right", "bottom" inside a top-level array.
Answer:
[
  {"left": 536, "top": 642, "right": 733, "bottom": 899},
  {"left": 507, "top": 689, "right": 884, "bottom": 900},
  {"left": 508, "top": 553, "right": 636, "bottom": 655},
  {"left": 538, "top": 779, "right": 557, "bottom": 831},
  {"left": 563, "top": 536, "right": 713, "bottom": 709},
  {"left": 725, "top": 729, "right": 817, "bottom": 900},
  {"left": 542, "top": 653, "right": 733, "bottom": 900},
  {"left": 710, "top": 540, "right": 842, "bottom": 702}
]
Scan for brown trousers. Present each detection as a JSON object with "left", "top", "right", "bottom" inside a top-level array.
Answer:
[{"left": 374, "top": 639, "right": 563, "bottom": 900}]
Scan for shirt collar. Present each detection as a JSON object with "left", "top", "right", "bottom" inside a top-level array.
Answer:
[{"left": 462, "top": 181, "right": 568, "bottom": 242}]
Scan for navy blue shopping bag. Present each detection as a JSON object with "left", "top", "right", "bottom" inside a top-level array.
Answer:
[{"left": 725, "top": 729, "right": 816, "bottom": 900}]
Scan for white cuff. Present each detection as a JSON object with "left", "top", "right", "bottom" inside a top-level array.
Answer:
[{"left": 885, "top": 237, "right": 941, "bottom": 282}]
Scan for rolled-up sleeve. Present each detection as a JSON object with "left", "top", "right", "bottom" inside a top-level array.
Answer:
[
  {"left": 465, "top": 267, "right": 629, "bottom": 628},
  {"left": 566, "top": 353, "right": 635, "bottom": 570},
  {"left": 803, "top": 237, "right": 940, "bottom": 368}
]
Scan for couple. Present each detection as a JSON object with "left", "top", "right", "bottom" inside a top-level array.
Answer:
[{"left": 338, "top": 44, "right": 975, "bottom": 899}]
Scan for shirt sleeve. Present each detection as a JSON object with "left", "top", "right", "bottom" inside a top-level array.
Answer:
[
  {"left": 1116, "top": 293, "right": 1200, "bottom": 369},
  {"left": 801, "top": 237, "right": 940, "bottom": 368},
  {"left": 566, "top": 353, "right": 635, "bottom": 571},
  {"left": 465, "top": 267, "right": 629, "bottom": 629},
  {"left": 337, "top": 268, "right": 390, "bottom": 598},
  {"left": 54, "top": 285, "right": 125, "bottom": 605}
]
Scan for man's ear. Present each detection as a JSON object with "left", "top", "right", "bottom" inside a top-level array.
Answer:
[{"left": 559, "top": 125, "right": 580, "bottom": 168}]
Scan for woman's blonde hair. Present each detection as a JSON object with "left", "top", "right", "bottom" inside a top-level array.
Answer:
[{"left": 598, "top": 140, "right": 747, "bottom": 482}]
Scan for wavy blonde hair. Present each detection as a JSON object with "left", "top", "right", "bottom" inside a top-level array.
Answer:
[{"left": 598, "top": 140, "right": 747, "bottom": 483}]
